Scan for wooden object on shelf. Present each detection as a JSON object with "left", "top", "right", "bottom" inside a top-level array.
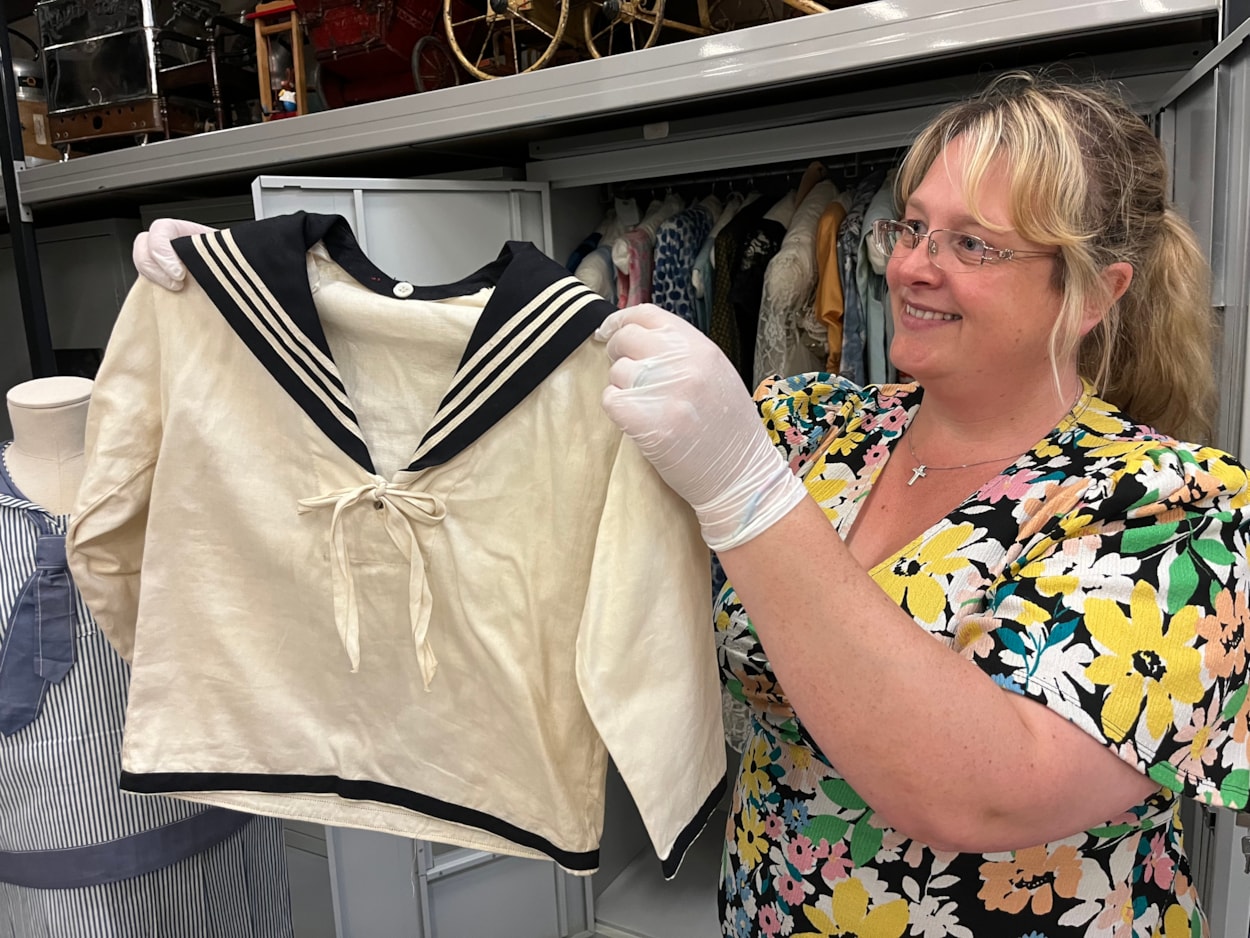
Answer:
[
  {"left": 248, "top": 0, "right": 308, "bottom": 120},
  {"left": 35, "top": 0, "right": 258, "bottom": 153}
]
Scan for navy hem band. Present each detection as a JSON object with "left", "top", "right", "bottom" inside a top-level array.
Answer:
[
  {"left": 121, "top": 770, "right": 601, "bottom": 872},
  {"left": 662, "top": 773, "right": 726, "bottom": 879}
]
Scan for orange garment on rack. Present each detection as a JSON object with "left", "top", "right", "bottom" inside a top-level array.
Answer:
[{"left": 814, "top": 197, "right": 850, "bottom": 373}]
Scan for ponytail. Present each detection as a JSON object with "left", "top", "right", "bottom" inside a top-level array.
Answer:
[{"left": 1085, "top": 209, "right": 1216, "bottom": 442}]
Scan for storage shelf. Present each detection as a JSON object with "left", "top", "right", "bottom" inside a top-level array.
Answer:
[
  {"left": 594, "top": 812, "right": 724, "bottom": 938},
  {"left": 14, "top": 0, "right": 1216, "bottom": 209}
]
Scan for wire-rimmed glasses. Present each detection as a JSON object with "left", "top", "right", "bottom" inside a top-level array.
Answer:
[{"left": 871, "top": 219, "right": 1060, "bottom": 272}]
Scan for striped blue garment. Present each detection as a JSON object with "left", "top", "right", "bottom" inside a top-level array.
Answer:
[{"left": 0, "top": 443, "right": 294, "bottom": 937}]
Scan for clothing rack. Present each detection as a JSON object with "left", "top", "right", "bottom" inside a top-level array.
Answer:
[{"left": 608, "top": 149, "right": 903, "bottom": 198}]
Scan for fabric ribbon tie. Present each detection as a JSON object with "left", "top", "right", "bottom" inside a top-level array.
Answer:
[
  {"left": 0, "top": 534, "right": 77, "bottom": 735},
  {"left": 298, "top": 479, "right": 446, "bottom": 689}
]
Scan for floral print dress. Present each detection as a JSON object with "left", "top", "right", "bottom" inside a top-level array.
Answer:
[{"left": 717, "top": 376, "right": 1250, "bottom": 938}]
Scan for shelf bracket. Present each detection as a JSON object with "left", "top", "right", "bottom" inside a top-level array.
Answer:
[{"left": 1151, "top": 13, "right": 1250, "bottom": 113}]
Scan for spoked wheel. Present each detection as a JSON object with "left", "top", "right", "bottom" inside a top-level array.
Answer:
[
  {"left": 581, "top": 0, "right": 664, "bottom": 58},
  {"left": 412, "top": 35, "right": 461, "bottom": 91},
  {"left": 313, "top": 62, "right": 347, "bottom": 109},
  {"left": 444, "top": 0, "right": 568, "bottom": 80},
  {"left": 695, "top": 0, "right": 734, "bottom": 31}
]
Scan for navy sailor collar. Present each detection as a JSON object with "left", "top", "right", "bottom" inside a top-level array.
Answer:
[{"left": 173, "top": 212, "right": 615, "bottom": 474}]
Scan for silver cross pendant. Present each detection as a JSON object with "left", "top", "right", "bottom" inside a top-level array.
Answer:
[{"left": 908, "top": 464, "right": 927, "bottom": 486}]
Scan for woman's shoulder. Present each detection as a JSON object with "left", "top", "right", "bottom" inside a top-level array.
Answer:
[
  {"left": 754, "top": 372, "right": 917, "bottom": 461},
  {"left": 754, "top": 372, "right": 917, "bottom": 418},
  {"left": 1056, "top": 393, "right": 1250, "bottom": 517}
]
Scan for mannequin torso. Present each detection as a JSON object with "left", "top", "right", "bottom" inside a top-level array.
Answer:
[{"left": 5, "top": 377, "right": 93, "bottom": 515}]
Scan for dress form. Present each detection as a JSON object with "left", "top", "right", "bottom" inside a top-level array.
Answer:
[
  {"left": 0, "top": 374, "right": 294, "bottom": 930},
  {"left": 5, "top": 376, "right": 92, "bottom": 514}
]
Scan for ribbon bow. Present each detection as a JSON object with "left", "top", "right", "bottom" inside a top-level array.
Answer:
[
  {"left": 298, "top": 479, "right": 447, "bottom": 689},
  {"left": 0, "top": 533, "right": 77, "bottom": 735}
]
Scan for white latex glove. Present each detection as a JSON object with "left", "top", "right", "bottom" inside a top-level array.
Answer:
[
  {"left": 133, "top": 218, "right": 218, "bottom": 291},
  {"left": 597, "top": 304, "right": 808, "bottom": 552}
]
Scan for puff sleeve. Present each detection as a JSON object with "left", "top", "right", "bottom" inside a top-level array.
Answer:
[{"left": 975, "top": 441, "right": 1250, "bottom": 809}]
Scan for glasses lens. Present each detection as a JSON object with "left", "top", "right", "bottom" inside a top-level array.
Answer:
[
  {"left": 932, "top": 230, "right": 986, "bottom": 270},
  {"left": 874, "top": 219, "right": 906, "bottom": 255}
]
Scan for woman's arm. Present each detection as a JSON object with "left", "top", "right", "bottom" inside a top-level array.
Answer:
[
  {"left": 717, "top": 497, "right": 1159, "bottom": 853},
  {"left": 599, "top": 305, "right": 1187, "bottom": 852}
]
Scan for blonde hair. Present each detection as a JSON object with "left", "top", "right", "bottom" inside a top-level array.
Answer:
[{"left": 895, "top": 71, "right": 1217, "bottom": 442}]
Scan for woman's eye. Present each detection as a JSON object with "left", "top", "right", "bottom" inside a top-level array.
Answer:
[{"left": 955, "top": 235, "right": 983, "bottom": 253}]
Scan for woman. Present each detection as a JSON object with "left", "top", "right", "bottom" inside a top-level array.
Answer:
[
  {"left": 599, "top": 73, "right": 1250, "bottom": 936},
  {"left": 134, "top": 73, "right": 1249, "bottom": 935}
]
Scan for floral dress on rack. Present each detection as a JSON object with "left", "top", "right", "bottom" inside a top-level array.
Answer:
[{"left": 717, "top": 375, "right": 1250, "bottom": 938}]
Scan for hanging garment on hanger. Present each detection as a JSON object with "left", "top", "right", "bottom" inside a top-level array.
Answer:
[
  {"left": 859, "top": 170, "right": 899, "bottom": 385},
  {"left": 690, "top": 192, "right": 749, "bottom": 334},
  {"left": 573, "top": 243, "right": 618, "bottom": 300},
  {"left": 573, "top": 214, "right": 627, "bottom": 299},
  {"left": 566, "top": 232, "right": 602, "bottom": 272},
  {"left": 66, "top": 212, "right": 725, "bottom": 879},
  {"left": 565, "top": 209, "right": 619, "bottom": 272},
  {"left": 837, "top": 169, "right": 888, "bottom": 386},
  {"left": 793, "top": 160, "right": 827, "bottom": 207},
  {"left": 0, "top": 449, "right": 292, "bottom": 937},
  {"left": 708, "top": 192, "right": 776, "bottom": 372},
  {"left": 814, "top": 192, "right": 851, "bottom": 373},
  {"left": 729, "top": 190, "right": 796, "bottom": 387},
  {"left": 650, "top": 195, "right": 720, "bottom": 325},
  {"left": 612, "top": 192, "right": 684, "bottom": 307},
  {"left": 753, "top": 180, "right": 839, "bottom": 385}
]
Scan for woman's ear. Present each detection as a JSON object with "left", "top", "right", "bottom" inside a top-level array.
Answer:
[{"left": 1080, "top": 261, "right": 1134, "bottom": 337}]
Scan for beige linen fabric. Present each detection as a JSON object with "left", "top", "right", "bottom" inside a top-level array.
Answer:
[{"left": 67, "top": 217, "right": 725, "bottom": 876}]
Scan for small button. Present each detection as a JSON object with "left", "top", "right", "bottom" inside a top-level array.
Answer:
[{"left": 392, "top": 281, "right": 414, "bottom": 298}]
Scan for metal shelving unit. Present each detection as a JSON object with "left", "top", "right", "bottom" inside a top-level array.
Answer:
[
  {"left": 5, "top": 2, "right": 1250, "bottom": 935},
  {"left": 9, "top": 0, "right": 1218, "bottom": 208}
]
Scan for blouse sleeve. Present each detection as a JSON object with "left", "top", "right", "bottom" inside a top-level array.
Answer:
[
  {"left": 754, "top": 372, "right": 867, "bottom": 473},
  {"left": 66, "top": 278, "right": 166, "bottom": 662},
  {"left": 974, "top": 441, "right": 1250, "bottom": 809}
]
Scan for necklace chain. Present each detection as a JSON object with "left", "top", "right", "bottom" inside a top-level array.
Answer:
[
  {"left": 904, "top": 434, "right": 1020, "bottom": 486},
  {"left": 904, "top": 387, "right": 1087, "bottom": 487}
]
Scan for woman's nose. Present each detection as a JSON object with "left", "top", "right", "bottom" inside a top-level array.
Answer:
[{"left": 890, "top": 238, "right": 942, "bottom": 285}]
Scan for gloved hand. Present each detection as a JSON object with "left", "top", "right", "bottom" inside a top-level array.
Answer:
[
  {"left": 597, "top": 304, "right": 808, "bottom": 552},
  {"left": 133, "top": 218, "right": 217, "bottom": 291}
]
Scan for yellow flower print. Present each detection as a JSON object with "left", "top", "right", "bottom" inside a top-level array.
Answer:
[
  {"left": 736, "top": 805, "right": 768, "bottom": 871},
  {"left": 808, "top": 476, "right": 848, "bottom": 508},
  {"left": 826, "top": 429, "right": 868, "bottom": 458},
  {"left": 1057, "top": 511, "right": 1097, "bottom": 539},
  {"left": 1151, "top": 901, "right": 1194, "bottom": 937},
  {"left": 1085, "top": 581, "right": 1205, "bottom": 742},
  {"left": 1034, "top": 439, "right": 1063, "bottom": 459},
  {"left": 953, "top": 614, "right": 995, "bottom": 658},
  {"left": 873, "top": 525, "right": 975, "bottom": 624},
  {"left": 1073, "top": 404, "right": 1127, "bottom": 437},
  {"left": 795, "top": 879, "right": 908, "bottom": 938},
  {"left": 741, "top": 735, "right": 774, "bottom": 802},
  {"left": 1192, "top": 449, "right": 1250, "bottom": 509},
  {"left": 1081, "top": 439, "right": 1167, "bottom": 465}
]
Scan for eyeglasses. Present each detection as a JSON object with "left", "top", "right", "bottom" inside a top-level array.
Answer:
[{"left": 871, "top": 219, "right": 1060, "bottom": 273}]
